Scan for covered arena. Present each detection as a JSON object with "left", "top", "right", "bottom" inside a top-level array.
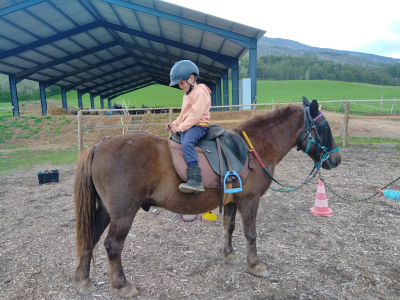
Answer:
[{"left": 0, "top": 0, "right": 266, "bottom": 116}]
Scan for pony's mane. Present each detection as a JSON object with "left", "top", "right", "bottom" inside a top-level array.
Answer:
[{"left": 240, "top": 104, "right": 299, "bottom": 129}]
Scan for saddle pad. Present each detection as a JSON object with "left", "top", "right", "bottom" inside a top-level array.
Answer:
[{"left": 168, "top": 140, "right": 249, "bottom": 189}]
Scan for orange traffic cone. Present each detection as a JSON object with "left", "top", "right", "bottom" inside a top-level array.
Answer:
[
  {"left": 310, "top": 179, "right": 332, "bottom": 216},
  {"left": 318, "top": 104, "right": 322, "bottom": 110}
]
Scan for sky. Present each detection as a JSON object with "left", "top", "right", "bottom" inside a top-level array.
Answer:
[{"left": 165, "top": 0, "right": 400, "bottom": 59}]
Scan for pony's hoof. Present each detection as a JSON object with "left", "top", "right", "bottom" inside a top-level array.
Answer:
[
  {"left": 248, "top": 264, "right": 270, "bottom": 278},
  {"left": 119, "top": 283, "right": 139, "bottom": 298},
  {"left": 223, "top": 252, "right": 241, "bottom": 265},
  {"left": 76, "top": 278, "right": 96, "bottom": 295}
]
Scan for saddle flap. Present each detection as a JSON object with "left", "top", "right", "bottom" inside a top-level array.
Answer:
[
  {"left": 222, "top": 133, "right": 248, "bottom": 165},
  {"left": 201, "top": 124, "right": 225, "bottom": 141}
]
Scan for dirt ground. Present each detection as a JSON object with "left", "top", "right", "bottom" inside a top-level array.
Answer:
[{"left": 1, "top": 101, "right": 400, "bottom": 299}]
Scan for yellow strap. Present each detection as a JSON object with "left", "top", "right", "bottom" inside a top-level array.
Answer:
[
  {"left": 196, "top": 123, "right": 208, "bottom": 126},
  {"left": 242, "top": 131, "right": 254, "bottom": 149}
]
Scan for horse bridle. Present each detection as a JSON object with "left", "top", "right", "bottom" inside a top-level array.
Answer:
[
  {"left": 242, "top": 107, "right": 340, "bottom": 192},
  {"left": 297, "top": 107, "right": 339, "bottom": 167}
]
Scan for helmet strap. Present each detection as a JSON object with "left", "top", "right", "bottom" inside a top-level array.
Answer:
[{"left": 185, "top": 76, "right": 197, "bottom": 94}]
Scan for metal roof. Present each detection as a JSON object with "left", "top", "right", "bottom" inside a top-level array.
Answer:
[{"left": 0, "top": 0, "right": 266, "bottom": 99}]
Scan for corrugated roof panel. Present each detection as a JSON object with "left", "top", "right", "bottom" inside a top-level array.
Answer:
[
  {"left": 87, "top": 69, "right": 103, "bottom": 76},
  {"left": 131, "top": 49, "right": 144, "bottom": 56},
  {"left": 122, "top": 57, "right": 136, "bottom": 65},
  {"left": 81, "top": 55, "right": 102, "bottom": 65},
  {"left": 166, "top": 46, "right": 181, "bottom": 57},
  {"left": 114, "top": 6, "right": 141, "bottom": 30},
  {"left": 3, "top": 11, "right": 56, "bottom": 38},
  {"left": 206, "top": 15, "right": 233, "bottom": 31},
  {"left": 0, "top": 38, "right": 17, "bottom": 51},
  {"left": 67, "top": 59, "right": 89, "bottom": 68},
  {"left": 117, "top": 32, "right": 135, "bottom": 43},
  {"left": 181, "top": 51, "right": 198, "bottom": 61},
  {"left": 157, "top": 56, "right": 170, "bottom": 64},
  {"left": 97, "top": 65, "right": 114, "bottom": 73},
  {"left": 158, "top": 18, "right": 180, "bottom": 41},
  {"left": 134, "top": 36, "right": 151, "bottom": 48},
  {"left": 29, "top": 73, "right": 50, "bottom": 81},
  {"left": 0, "top": 63, "right": 23, "bottom": 74},
  {"left": 92, "top": 0, "right": 121, "bottom": 25},
  {"left": 232, "top": 23, "right": 260, "bottom": 38},
  {"left": 93, "top": 50, "right": 113, "bottom": 61},
  {"left": 52, "top": 63, "right": 75, "bottom": 73},
  {"left": 220, "top": 40, "right": 242, "bottom": 57},
  {"left": 53, "top": 39, "right": 84, "bottom": 53},
  {"left": 89, "top": 28, "right": 115, "bottom": 44},
  {"left": 153, "top": 0, "right": 181, "bottom": 17},
  {"left": 200, "top": 32, "right": 224, "bottom": 52},
  {"left": 40, "top": 69, "right": 63, "bottom": 77},
  {"left": 18, "top": 51, "right": 52, "bottom": 64},
  {"left": 93, "top": 79, "right": 105, "bottom": 84},
  {"left": 0, "top": 1, "right": 11, "bottom": 9},
  {"left": 35, "top": 44, "right": 68, "bottom": 59},
  {"left": 27, "top": 2, "right": 75, "bottom": 31},
  {"left": 54, "top": 0, "right": 96, "bottom": 25},
  {"left": 2, "top": 57, "right": 37, "bottom": 69},
  {"left": 197, "top": 54, "right": 213, "bottom": 65},
  {"left": 109, "top": 61, "right": 124, "bottom": 69},
  {"left": 135, "top": 12, "right": 161, "bottom": 36},
  {"left": 150, "top": 41, "right": 165, "bottom": 53},
  {"left": 0, "top": 19, "right": 37, "bottom": 44},
  {"left": 108, "top": 45, "right": 127, "bottom": 56},
  {"left": 129, "top": 0, "right": 154, "bottom": 9},
  {"left": 180, "top": 8, "right": 207, "bottom": 24},
  {"left": 181, "top": 26, "right": 202, "bottom": 47},
  {"left": 70, "top": 33, "right": 99, "bottom": 49}
]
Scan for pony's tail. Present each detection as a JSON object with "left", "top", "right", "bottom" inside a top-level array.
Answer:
[{"left": 74, "top": 146, "right": 97, "bottom": 259}]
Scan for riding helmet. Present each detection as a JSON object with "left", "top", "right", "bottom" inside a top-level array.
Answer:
[{"left": 169, "top": 60, "right": 199, "bottom": 87}]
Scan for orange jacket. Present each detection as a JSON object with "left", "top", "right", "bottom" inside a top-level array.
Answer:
[{"left": 172, "top": 84, "right": 211, "bottom": 132}]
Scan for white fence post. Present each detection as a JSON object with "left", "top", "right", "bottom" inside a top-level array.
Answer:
[
  {"left": 394, "top": 97, "right": 397, "bottom": 116},
  {"left": 380, "top": 95, "right": 383, "bottom": 113}
]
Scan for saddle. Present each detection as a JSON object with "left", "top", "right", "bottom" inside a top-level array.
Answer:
[
  {"left": 170, "top": 124, "right": 248, "bottom": 176},
  {"left": 169, "top": 125, "right": 254, "bottom": 212}
]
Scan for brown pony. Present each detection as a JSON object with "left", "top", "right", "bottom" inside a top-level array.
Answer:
[{"left": 73, "top": 98, "right": 341, "bottom": 298}]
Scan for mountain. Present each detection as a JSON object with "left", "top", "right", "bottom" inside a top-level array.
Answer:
[{"left": 257, "top": 37, "right": 400, "bottom": 68}]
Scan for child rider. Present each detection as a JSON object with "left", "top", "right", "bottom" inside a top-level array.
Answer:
[{"left": 166, "top": 60, "right": 211, "bottom": 193}]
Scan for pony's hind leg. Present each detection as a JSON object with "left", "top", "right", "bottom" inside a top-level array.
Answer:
[
  {"left": 104, "top": 212, "right": 139, "bottom": 298},
  {"left": 222, "top": 203, "right": 240, "bottom": 265},
  {"left": 74, "top": 200, "right": 110, "bottom": 295},
  {"left": 238, "top": 198, "right": 270, "bottom": 278}
]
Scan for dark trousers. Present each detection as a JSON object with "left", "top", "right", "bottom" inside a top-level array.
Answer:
[{"left": 181, "top": 125, "right": 209, "bottom": 167}]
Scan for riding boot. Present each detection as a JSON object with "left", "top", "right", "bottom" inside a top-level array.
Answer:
[{"left": 179, "top": 166, "right": 205, "bottom": 193}]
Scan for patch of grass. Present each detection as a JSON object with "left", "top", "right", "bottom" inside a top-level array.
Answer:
[
  {"left": 347, "top": 137, "right": 400, "bottom": 144},
  {"left": 44, "top": 116, "right": 51, "bottom": 120},
  {"left": 65, "top": 119, "right": 70, "bottom": 124},
  {"left": 34, "top": 118, "right": 43, "bottom": 123},
  {"left": 0, "top": 147, "right": 78, "bottom": 174}
]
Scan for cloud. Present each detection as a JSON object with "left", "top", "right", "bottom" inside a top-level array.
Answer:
[{"left": 354, "top": 19, "right": 400, "bottom": 58}]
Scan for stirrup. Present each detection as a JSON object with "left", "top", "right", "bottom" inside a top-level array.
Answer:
[{"left": 223, "top": 171, "right": 242, "bottom": 193}]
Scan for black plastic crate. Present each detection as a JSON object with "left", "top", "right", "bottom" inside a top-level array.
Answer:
[{"left": 36, "top": 170, "right": 59, "bottom": 184}]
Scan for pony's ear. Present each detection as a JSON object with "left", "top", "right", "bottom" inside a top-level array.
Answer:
[
  {"left": 310, "top": 99, "right": 320, "bottom": 118},
  {"left": 302, "top": 96, "right": 310, "bottom": 107}
]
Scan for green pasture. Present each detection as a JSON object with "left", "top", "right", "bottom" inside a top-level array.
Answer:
[
  {"left": 1, "top": 80, "right": 399, "bottom": 114},
  {"left": 0, "top": 147, "right": 78, "bottom": 175}
]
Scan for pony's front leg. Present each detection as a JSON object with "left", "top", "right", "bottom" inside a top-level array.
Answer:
[
  {"left": 104, "top": 214, "right": 139, "bottom": 298},
  {"left": 238, "top": 198, "right": 270, "bottom": 278},
  {"left": 222, "top": 203, "right": 240, "bottom": 264}
]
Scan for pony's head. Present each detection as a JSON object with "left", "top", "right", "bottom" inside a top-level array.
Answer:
[{"left": 297, "top": 97, "right": 341, "bottom": 170}]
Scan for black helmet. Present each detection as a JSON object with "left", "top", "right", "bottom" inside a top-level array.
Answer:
[{"left": 169, "top": 60, "right": 199, "bottom": 87}]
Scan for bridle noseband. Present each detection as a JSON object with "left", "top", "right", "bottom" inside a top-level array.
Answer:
[{"left": 297, "top": 107, "right": 339, "bottom": 167}]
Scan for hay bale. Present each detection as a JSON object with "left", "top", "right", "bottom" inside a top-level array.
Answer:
[{"left": 48, "top": 108, "right": 69, "bottom": 115}]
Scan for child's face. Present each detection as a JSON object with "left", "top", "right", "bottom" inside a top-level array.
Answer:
[{"left": 178, "top": 79, "right": 190, "bottom": 92}]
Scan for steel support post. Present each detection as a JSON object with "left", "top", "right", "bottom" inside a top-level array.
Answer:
[
  {"left": 100, "top": 95, "right": 104, "bottom": 109},
  {"left": 108, "top": 98, "right": 112, "bottom": 109},
  {"left": 210, "top": 83, "right": 217, "bottom": 111},
  {"left": 39, "top": 82, "right": 47, "bottom": 116},
  {"left": 61, "top": 87, "right": 68, "bottom": 110},
  {"left": 77, "top": 90, "right": 83, "bottom": 109},
  {"left": 8, "top": 75, "right": 20, "bottom": 117},
  {"left": 90, "top": 93, "right": 95, "bottom": 109},
  {"left": 249, "top": 38, "right": 257, "bottom": 105},
  {"left": 231, "top": 59, "right": 239, "bottom": 111},
  {"left": 216, "top": 77, "right": 222, "bottom": 111},
  {"left": 223, "top": 69, "right": 229, "bottom": 111}
]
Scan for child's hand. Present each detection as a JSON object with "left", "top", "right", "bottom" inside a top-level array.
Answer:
[
  {"left": 376, "top": 189, "right": 385, "bottom": 197},
  {"left": 165, "top": 123, "right": 173, "bottom": 130},
  {"left": 171, "top": 126, "right": 179, "bottom": 134}
]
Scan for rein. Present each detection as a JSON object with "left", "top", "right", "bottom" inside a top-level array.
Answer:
[{"left": 242, "top": 107, "right": 338, "bottom": 193}]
